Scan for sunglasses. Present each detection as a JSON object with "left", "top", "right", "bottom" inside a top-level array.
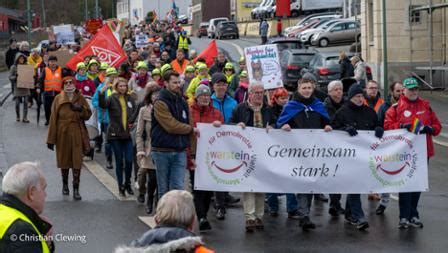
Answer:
[{"left": 64, "top": 81, "right": 74, "bottom": 84}]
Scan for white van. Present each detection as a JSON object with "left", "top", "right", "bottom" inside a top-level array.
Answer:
[{"left": 207, "top": 17, "right": 229, "bottom": 39}]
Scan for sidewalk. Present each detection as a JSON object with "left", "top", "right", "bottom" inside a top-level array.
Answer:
[{"left": 420, "top": 90, "right": 448, "bottom": 146}]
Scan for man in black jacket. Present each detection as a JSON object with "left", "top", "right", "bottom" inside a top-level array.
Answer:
[
  {"left": 277, "top": 78, "right": 332, "bottom": 231},
  {"left": 5, "top": 38, "right": 19, "bottom": 70},
  {"left": 209, "top": 51, "right": 228, "bottom": 75},
  {"left": 0, "top": 162, "right": 54, "bottom": 253},
  {"left": 332, "top": 84, "right": 384, "bottom": 231}
]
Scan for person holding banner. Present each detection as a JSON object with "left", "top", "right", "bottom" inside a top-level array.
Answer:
[
  {"left": 231, "top": 82, "right": 277, "bottom": 232},
  {"left": 332, "top": 84, "right": 384, "bottom": 230},
  {"left": 75, "top": 62, "right": 96, "bottom": 97},
  {"left": 189, "top": 84, "right": 224, "bottom": 231},
  {"left": 384, "top": 77, "right": 442, "bottom": 229},
  {"left": 9, "top": 53, "right": 31, "bottom": 123},
  {"left": 277, "top": 78, "right": 333, "bottom": 231}
]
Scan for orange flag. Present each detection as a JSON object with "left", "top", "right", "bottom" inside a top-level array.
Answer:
[{"left": 194, "top": 40, "right": 218, "bottom": 68}]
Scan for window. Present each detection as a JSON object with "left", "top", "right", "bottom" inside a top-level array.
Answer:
[
  {"left": 331, "top": 24, "right": 344, "bottom": 32},
  {"left": 346, "top": 22, "right": 358, "bottom": 30},
  {"left": 409, "top": 5, "right": 422, "bottom": 25}
]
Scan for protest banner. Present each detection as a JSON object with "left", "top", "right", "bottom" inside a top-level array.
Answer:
[
  {"left": 194, "top": 124, "right": 428, "bottom": 194},
  {"left": 56, "top": 31, "right": 75, "bottom": 45},
  {"left": 17, "top": 65, "right": 35, "bottom": 89},
  {"left": 135, "top": 34, "right": 149, "bottom": 48},
  {"left": 244, "top": 44, "right": 283, "bottom": 89}
]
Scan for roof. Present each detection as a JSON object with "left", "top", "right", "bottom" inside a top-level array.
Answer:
[{"left": 0, "top": 7, "right": 23, "bottom": 18}]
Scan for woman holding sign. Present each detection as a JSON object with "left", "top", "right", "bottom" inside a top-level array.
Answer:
[{"left": 9, "top": 53, "right": 30, "bottom": 123}]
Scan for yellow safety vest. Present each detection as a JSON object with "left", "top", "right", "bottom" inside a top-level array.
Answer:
[
  {"left": 178, "top": 36, "right": 189, "bottom": 50},
  {"left": 0, "top": 204, "right": 50, "bottom": 253}
]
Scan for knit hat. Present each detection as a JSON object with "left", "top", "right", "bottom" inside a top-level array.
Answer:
[
  {"left": 76, "top": 62, "right": 87, "bottom": 71},
  {"left": 224, "top": 62, "right": 234, "bottom": 70},
  {"left": 105, "top": 67, "right": 118, "bottom": 77},
  {"left": 99, "top": 62, "right": 109, "bottom": 71},
  {"left": 152, "top": 68, "right": 161, "bottom": 76},
  {"left": 239, "top": 70, "right": 248, "bottom": 78},
  {"left": 62, "top": 76, "right": 75, "bottom": 88},
  {"left": 403, "top": 77, "right": 419, "bottom": 89},
  {"left": 195, "top": 84, "right": 211, "bottom": 98},
  {"left": 185, "top": 65, "right": 195, "bottom": 73},
  {"left": 199, "top": 79, "right": 210, "bottom": 87},
  {"left": 348, "top": 84, "right": 364, "bottom": 99},
  {"left": 211, "top": 72, "right": 227, "bottom": 84},
  {"left": 301, "top": 72, "right": 317, "bottom": 83},
  {"left": 136, "top": 61, "right": 148, "bottom": 70}
]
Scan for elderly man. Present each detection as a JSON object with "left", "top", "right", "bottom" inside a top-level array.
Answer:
[
  {"left": 384, "top": 77, "right": 442, "bottom": 229},
  {"left": 115, "top": 190, "right": 214, "bottom": 253},
  {"left": 231, "top": 82, "right": 276, "bottom": 232},
  {"left": 323, "top": 80, "right": 346, "bottom": 217},
  {"left": 0, "top": 162, "right": 54, "bottom": 253}
]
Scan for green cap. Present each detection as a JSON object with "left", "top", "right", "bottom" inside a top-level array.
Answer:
[
  {"left": 99, "top": 62, "right": 109, "bottom": 70},
  {"left": 239, "top": 70, "right": 248, "bottom": 78},
  {"left": 224, "top": 62, "right": 234, "bottom": 70},
  {"left": 152, "top": 68, "right": 161, "bottom": 76},
  {"left": 185, "top": 65, "right": 195, "bottom": 73},
  {"left": 197, "top": 63, "right": 208, "bottom": 71},
  {"left": 136, "top": 61, "right": 148, "bottom": 70},
  {"left": 403, "top": 77, "right": 419, "bottom": 89},
  {"left": 238, "top": 56, "right": 245, "bottom": 63},
  {"left": 105, "top": 67, "right": 118, "bottom": 77},
  {"left": 76, "top": 62, "right": 86, "bottom": 71},
  {"left": 87, "top": 59, "right": 99, "bottom": 68},
  {"left": 161, "top": 64, "right": 173, "bottom": 76}
]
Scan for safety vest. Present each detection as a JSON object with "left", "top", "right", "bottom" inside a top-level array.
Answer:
[
  {"left": 178, "top": 36, "right": 189, "bottom": 50},
  {"left": 171, "top": 59, "right": 190, "bottom": 74},
  {"left": 364, "top": 97, "right": 384, "bottom": 112},
  {"left": 44, "top": 67, "right": 62, "bottom": 92},
  {"left": 195, "top": 245, "right": 215, "bottom": 253},
  {"left": 0, "top": 204, "right": 50, "bottom": 253}
]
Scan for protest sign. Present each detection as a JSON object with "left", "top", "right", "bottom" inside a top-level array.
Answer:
[
  {"left": 135, "top": 34, "right": 149, "bottom": 48},
  {"left": 17, "top": 65, "right": 35, "bottom": 89},
  {"left": 244, "top": 44, "right": 283, "bottom": 89},
  {"left": 50, "top": 50, "right": 74, "bottom": 67}
]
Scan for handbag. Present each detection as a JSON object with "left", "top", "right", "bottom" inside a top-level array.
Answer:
[{"left": 80, "top": 121, "right": 91, "bottom": 155}]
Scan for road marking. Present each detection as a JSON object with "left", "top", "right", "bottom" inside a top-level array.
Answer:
[
  {"left": 434, "top": 138, "right": 448, "bottom": 147},
  {"left": 83, "top": 160, "right": 136, "bottom": 201},
  {"left": 138, "top": 216, "right": 156, "bottom": 229},
  {"left": 390, "top": 194, "right": 399, "bottom": 201},
  {"left": 218, "top": 40, "right": 244, "bottom": 57}
]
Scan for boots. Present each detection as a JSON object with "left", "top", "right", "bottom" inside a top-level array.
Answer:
[
  {"left": 87, "top": 148, "right": 94, "bottom": 160},
  {"left": 106, "top": 156, "right": 113, "bottom": 170},
  {"left": 62, "top": 169, "right": 69, "bottom": 195},
  {"left": 119, "top": 185, "right": 126, "bottom": 197},
  {"left": 125, "top": 184, "right": 134, "bottom": 195},
  {"left": 145, "top": 193, "right": 153, "bottom": 214},
  {"left": 73, "top": 185, "right": 82, "bottom": 200}
]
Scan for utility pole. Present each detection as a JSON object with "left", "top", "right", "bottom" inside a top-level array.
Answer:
[
  {"left": 85, "top": 0, "right": 88, "bottom": 20},
  {"left": 41, "top": 0, "right": 46, "bottom": 28},
  {"left": 95, "top": 0, "right": 99, "bottom": 18},
  {"left": 382, "top": 0, "right": 389, "bottom": 98},
  {"left": 27, "top": 0, "right": 31, "bottom": 46}
]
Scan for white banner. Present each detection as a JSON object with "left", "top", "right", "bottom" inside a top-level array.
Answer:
[
  {"left": 194, "top": 124, "right": 428, "bottom": 194},
  {"left": 56, "top": 31, "right": 75, "bottom": 45},
  {"left": 135, "top": 34, "right": 148, "bottom": 48},
  {"left": 244, "top": 44, "right": 283, "bottom": 90}
]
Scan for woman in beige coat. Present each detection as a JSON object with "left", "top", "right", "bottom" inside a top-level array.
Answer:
[{"left": 135, "top": 84, "right": 161, "bottom": 214}]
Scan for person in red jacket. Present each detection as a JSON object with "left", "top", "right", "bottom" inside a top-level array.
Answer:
[
  {"left": 189, "top": 84, "right": 223, "bottom": 232},
  {"left": 75, "top": 62, "right": 96, "bottom": 97},
  {"left": 384, "top": 77, "right": 442, "bottom": 229}
]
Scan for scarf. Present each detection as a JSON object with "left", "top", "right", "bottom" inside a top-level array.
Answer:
[
  {"left": 76, "top": 73, "right": 88, "bottom": 81},
  {"left": 276, "top": 98, "right": 329, "bottom": 128}
]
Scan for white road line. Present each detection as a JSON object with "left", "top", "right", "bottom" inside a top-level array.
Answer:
[
  {"left": 138, "top": 216, "right": 156, "bottom": 229},
  {"left": 390, "top": 194, "right": 399, "bottom": 201},
  {"left": 434, "top": 138, "right": 448, "bottom": 147},
  {"left": 219, "top": 40, "right": 244, "bottom": 57},
  {"left": 83, "top": 160, "right": 136, "bottom": 201}
]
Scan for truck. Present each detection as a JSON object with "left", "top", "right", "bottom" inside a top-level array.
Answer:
[{"left": 272, "top": 0, "right": 344, "bottom": 18}]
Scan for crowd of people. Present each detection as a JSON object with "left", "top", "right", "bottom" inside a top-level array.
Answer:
[{"left": 1, "top": 18, "right": 443, "bottom": 252}]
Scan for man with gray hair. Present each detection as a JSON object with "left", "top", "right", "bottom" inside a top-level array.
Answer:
[
  {"left": 230, "top": 82, "right": 276, "bottom": 232},
  {"left": 115, "top": 190, "right": 214, "bottom": 253},
  {"left": 0, "top": 162, "right": 54, "bottom": 253}
]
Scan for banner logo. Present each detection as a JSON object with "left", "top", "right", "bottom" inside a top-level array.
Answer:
[
  {"left": 369, "top": 135, "right": 418, "bottom": 187},
  {"left": 205, "top": 130, "right": 257, "bottom": 185},
  {"left": 91, "top": 46, "right": 122, "bottom": 66}
]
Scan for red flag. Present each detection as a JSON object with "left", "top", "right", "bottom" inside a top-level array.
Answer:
[
  {"left": 194, "top": 40, "right": 218, "bottom": 68},
  {"left": 66, "top": 25, "right": 127, "bottom": 71}
]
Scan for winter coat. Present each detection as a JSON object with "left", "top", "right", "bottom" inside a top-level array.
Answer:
[
  {"left": 211, "top": 93, "right": 237, "bottom": 124},
  {"left": 209, "top": 60, "right": 228, "bottom": 76},
  {"left": 99, "top": 91, "right": 137, "bottom": 141},
  {"left": 115, "top": 226, "right": 213, "bottom": 253},
  {"left": 260, "top": 21, "right": 269, "bottom": 37},
  {"left": 0, "top": 194, "right": 54, "bottom": 253},
  {"left": 5, "top": 47, "right": 19, "bottom": 69},
  {"left": 75, "top": 76, "right": 96, "bottom": 97},
  {"left": 136, "top": 105, "right": 155, "bottom": 169},
  {"left": 9, "top": 53, "right": 30, "bottom": 97},
  {"left": 384, "top": 96, "right": 442, "bottom": 158},
  {"left": 186, "top": 74, "right": 210, "bottom": 100},
  {"left": 190, "top": 102, "right": 224, "bottom": 156},
  {"left": 282, "top": 93, "right": 330, "bottom": 129},
  {"left": 332, "top": 101, "right": 379, "bottom": 131},
  {"left": 324, "top": 96, "right": 345, "bottom": 120},
  {"left": 47, "top": 90, "right": 92, "bottom": 169},
  {"left": 230, "top": 102, "right": 277, "bottom": 128},
  {"left": 353, "top": 61, "right": 367, "bottom": 88},
  {"left": 92, "top": 82, "right": 112, "bottom": 124},
  {"left": 234, "top": 82, "right": 249, "bottom": 104},
  {"left": 339, "top": 58, "right": 354, "bottom": 79},
  {"left": 377, "top": 98, "right": 392, "bottom": 127}
]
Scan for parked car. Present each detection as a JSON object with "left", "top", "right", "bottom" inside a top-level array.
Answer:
[
  {"left": 208, "top": 17, "right": 229, "bottom": 38},
  {"left": 310, "top": 20, "right": 361, "bottom": 47},
  {"left": 251, "top": 0, "right": 269, "bottom": 19},
  {"left": 267, "top": 38, "right": 305, "bottom": 55},
  {"left": 284, "top": 13, "right": 342, "bottom": 35},
  {"left": 285, "top": 14, "right": 342, "bottom": 38},
  {"left": 259, "top": 0, "right": 276, "bottom": 19},
  {"left": 280, "top": 49, "right": 318, "bottom": 90},
  {"left": 297, "top": 19, "right": 342, "bottom": 44},
  {"left": 197, "top": 22, "right": 209, "bottom": 38},
  {"left": 216, "top": 21, "right": 239, "bottom": 39},
  {"left": 176, "top": 15, "right": 188, "bottom": 25}
]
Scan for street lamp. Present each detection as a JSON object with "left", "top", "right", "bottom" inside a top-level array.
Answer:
[{"left": 27, "top": 0, "right": 31, "bottom": 46}]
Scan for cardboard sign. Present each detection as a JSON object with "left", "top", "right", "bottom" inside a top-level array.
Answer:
[
  {"left": 49, "top": 50, "right": 74, "bottom": 68},
  {"left": 17, "top": 65, "right": 35, "bottom": 89}
]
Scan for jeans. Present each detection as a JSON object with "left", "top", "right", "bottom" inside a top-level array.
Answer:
[
  {"left": 43, "top": 91, "right": 59, "bottom": 122},
  {"left": 110, "top": 139, "right": 134, "bottom": 187},
  {"left": 330, "top": 194, "right": 342, "bottom": 209},
  {"left": 345, "top": 194, "right": 366, "bottom": 222},
  {"left": 15, "top": 96, "right": 28, "bottom": 119},
  {"left": 297, "top": 194, "right": 313, "bottom": 217},
  {"left": 152, "top": 151, "right": 187, "bottom": 199},
  {"left": 399, "top": 192, "right": 421, "bottom": 220},
  {"left": 98, "top": 123, "right": 113, "bottom": 158},
  {"left": 380, "top": 193, "right": 390, "bottom": 207},
  {"left": 267, "top": 193, "right": 298, "bottom": 213}
]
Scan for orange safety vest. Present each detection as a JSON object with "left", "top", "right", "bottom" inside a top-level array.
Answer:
[
  {"left": 195, "top": 245, "right": 215, "bottom": 253},
  {"left": 44, "top": 67, "right": 62, "bottom": 92},
  {"left": 171, "top": 59, "right": 190, "bottom": 74},
  {"left": 364, "top": 97, "right": 384, "bottom": 112}
]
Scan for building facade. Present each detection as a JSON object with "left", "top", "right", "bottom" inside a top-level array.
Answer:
[{"left": 360, "top": 0, "right": 448, "bottom": 89}]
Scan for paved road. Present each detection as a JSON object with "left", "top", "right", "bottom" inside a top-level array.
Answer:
[{"left": 0, "top": 40, "right": 448, "bottom": 252}]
